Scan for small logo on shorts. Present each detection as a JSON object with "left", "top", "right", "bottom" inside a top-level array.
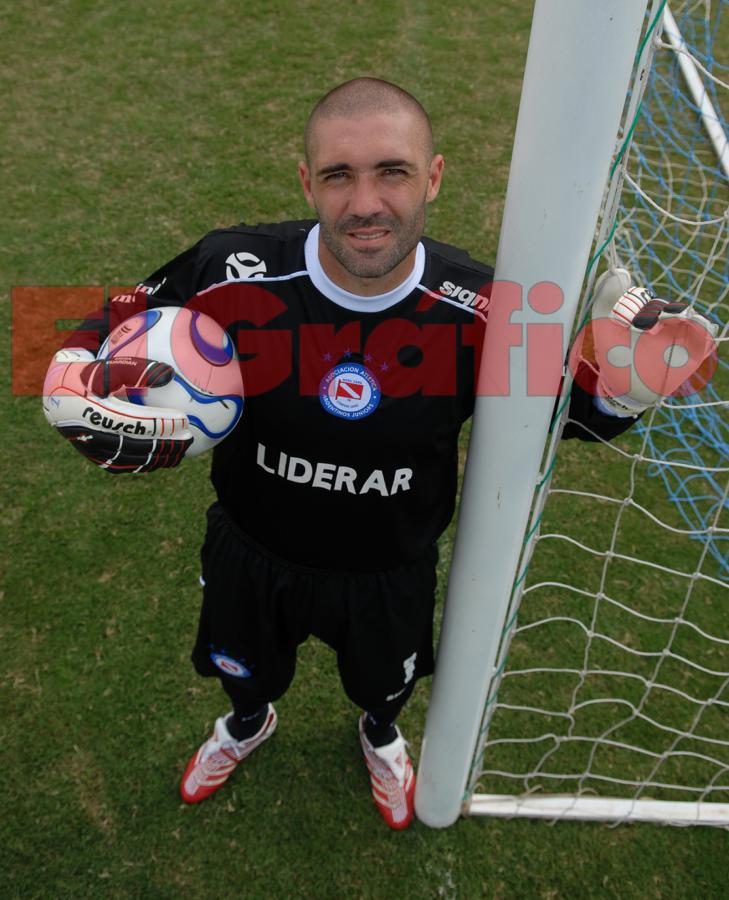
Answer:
[
  {"left": 319, "top": 363, "right": 381, "bottom": 420},
  {"left": 211, "top": 652, "right": 252, "bottom": 678}
]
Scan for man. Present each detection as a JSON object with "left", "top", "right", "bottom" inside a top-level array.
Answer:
[{"left": 43, "top": 78, "right": 709, "bottom": 829}]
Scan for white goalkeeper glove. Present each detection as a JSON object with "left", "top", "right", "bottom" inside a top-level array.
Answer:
[
  {"left": 43, "top": 349, "right": 193, "bottom": 473},
  {"left": 590, "top": 268, "right": 718, "bottom": 417}
]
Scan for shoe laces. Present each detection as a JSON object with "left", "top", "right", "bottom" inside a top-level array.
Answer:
[
  {"left": 199, "top": 719, "right": 248, "bottom": 766},
  {"left": 370, "top": 733, "right": 410, "bottom": 788}
]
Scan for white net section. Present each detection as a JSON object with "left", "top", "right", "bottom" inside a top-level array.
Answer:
[{"left": 468, "top": 0, "right": 729, "bottom": 825}]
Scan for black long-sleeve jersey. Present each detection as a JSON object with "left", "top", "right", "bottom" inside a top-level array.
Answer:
[{"left": 73, "top": 219, "right": 634, "bottom": 571}]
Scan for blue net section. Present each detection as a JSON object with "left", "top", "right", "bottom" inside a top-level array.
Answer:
[{"left": 614, "top": 1, "right": 729, "bottom": 579}]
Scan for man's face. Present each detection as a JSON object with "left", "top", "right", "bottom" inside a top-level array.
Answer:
[{"left": 299, "top": 111, "right": 444, "bottom": 295}]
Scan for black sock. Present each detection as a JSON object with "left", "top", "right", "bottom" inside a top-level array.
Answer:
[
  {"left": 363, "top": 681, "right": 415, "bottom": 747},
  {"left": 226, "top": 706, "right": 268, "bottom": 741},
  {"left": 364, "top": 712, "right": 398, "bottom": 748}
]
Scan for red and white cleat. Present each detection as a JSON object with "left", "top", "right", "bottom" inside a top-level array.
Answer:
[
  {"left": 358, "top": 714, "right": 415, "bottom": 830},
  {"left": 180, "top": 705, "right": 277, "bottom": 804}
]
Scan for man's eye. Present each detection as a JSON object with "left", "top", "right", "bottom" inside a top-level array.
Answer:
[
  {"left": 324, "top": 171, "right": 348, "bottom": 182},
  {"left": 383, "top": 168, "right": 407, "bottom": 177}
]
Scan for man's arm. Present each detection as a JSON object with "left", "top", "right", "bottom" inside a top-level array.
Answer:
[
  {"left": 62, "top": 242, "right": 203, "bottom": 354},
  {"left": 562, "top": 362, "right": 639, "bottom": 442}
]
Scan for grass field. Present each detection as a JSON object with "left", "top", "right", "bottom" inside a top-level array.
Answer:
[{"left": 3, "top": 1, "right": 729, "bottom": 898}]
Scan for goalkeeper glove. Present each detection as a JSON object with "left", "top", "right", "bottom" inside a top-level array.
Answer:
[
  {"left": 590, "top": 268, "right": 718, "bottom": 417},
  {"left": 43, "top": 349, "right": 193, "bottom": 473}
]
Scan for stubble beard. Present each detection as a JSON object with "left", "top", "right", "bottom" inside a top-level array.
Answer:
[{"left": 317, "top": 205, "right": 426, "bottom": 282}]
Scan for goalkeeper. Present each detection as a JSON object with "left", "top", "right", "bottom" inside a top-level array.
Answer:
[{"left": 42, "top": 78, "right": 717, "bottom": 830}]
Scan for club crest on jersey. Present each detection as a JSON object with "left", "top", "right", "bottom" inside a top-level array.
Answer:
[
  {"left": 210, "top": 652, "right": 252, "bottom": 679},
  {"left": 319, "top": 363, "right": 381, "bottom": 420}
]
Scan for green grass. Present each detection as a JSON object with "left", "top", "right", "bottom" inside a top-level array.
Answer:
[{"left": 3, "top": 2, "right": 729, "bottom": 898}]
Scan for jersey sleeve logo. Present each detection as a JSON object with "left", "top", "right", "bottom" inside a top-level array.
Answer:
[
  {"left": 438, "top": 280, "right": 490, "bottom": 311},
  {"left": 225, "top": 251, "right": 267, "bottom": 280},
  {"left": 319, "top": 363, "right": 381, "bottom": 420}
]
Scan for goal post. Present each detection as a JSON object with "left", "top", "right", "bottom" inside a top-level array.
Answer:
[{"left": 415, "top": 0, "right": 651, "bottom": 829}]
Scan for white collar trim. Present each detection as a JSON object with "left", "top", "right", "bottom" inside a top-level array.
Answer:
[{"left": 304, "top": 223, "right": 425, "bottom": 313}]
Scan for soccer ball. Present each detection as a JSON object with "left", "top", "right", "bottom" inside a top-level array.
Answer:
[{"left": 98, "top": 306, "right": 244, "bottom": 457}]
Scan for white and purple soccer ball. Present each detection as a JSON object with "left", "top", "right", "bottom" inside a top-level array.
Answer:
[{"left": 98, "top": 306, "right": 244, "bottom": 457}]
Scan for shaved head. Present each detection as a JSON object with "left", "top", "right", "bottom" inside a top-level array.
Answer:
[{"left": 305, "top": 77, "right": 434, "bottom": 164}]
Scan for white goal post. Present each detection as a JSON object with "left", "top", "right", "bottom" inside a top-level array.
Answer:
[{"left": 416, "top": 0, "right": 729, "bottom": 829}]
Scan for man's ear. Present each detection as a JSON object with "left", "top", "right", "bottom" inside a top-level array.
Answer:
[
  {"left": 426, "top": 154, "right": 445, "bottom": 203},
  {"left": 298, "top": 161, "right": 315, "bottom": 209}
]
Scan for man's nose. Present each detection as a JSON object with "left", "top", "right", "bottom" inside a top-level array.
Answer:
[{"left": 348, "top": 175, "right": 385, "bottom": 219}]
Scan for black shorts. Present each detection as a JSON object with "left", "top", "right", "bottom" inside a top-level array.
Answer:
[{"left": 191, "top": 502, "right": 438, "bottom": 711}]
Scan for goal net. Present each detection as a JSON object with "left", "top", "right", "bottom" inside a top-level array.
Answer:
[{"left": 467, "top": 0, "right": 729, "bottom": 826}]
